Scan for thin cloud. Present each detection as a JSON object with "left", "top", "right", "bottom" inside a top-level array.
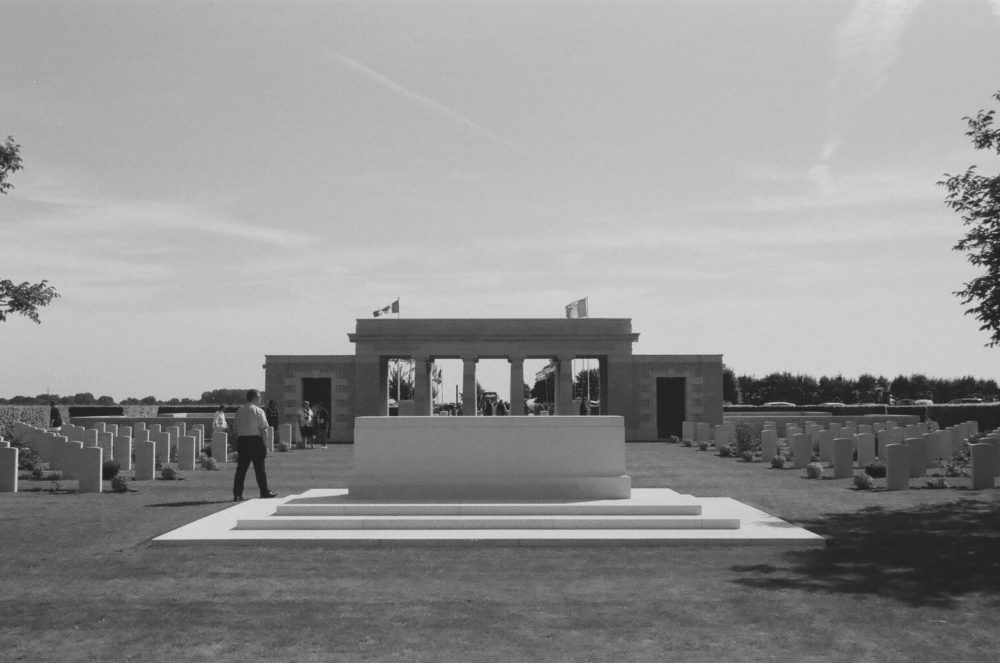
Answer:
[
  {"left": 819, "top": 0, "right": 921, "bottom": 164},
  {"left": 327, "top": 50, "right": 523, "bottom": 153}
]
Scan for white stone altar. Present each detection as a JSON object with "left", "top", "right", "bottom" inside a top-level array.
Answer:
[{"left": 348, "top": 416, "right": 631, "bottom": 500}]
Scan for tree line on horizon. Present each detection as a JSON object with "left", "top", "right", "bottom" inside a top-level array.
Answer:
[
  {"left": 0, "top": 388, "right": 252, "bottom": 407},
  {"left": 726, "top": 369, "right": 1000, "bottom": 406}
]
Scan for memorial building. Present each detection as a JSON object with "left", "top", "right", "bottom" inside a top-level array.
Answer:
[{"left": 263, "top": 318, "right": 723, "bottom": 442}]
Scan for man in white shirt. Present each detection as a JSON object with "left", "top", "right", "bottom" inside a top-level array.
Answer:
[{"left": 232, "top": 389, "right": 278, "bottom": 501}]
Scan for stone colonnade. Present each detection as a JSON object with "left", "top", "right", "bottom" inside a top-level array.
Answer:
[
  {"left": 350, "top": 319, "right": 633, "bottom": 420},
  {"left": 385, "top": 354, "right": 597, "bottom": 417}
]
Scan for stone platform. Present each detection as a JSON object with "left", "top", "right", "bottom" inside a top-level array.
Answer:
[{"left": 152, "top": 488, "right": 825, "bottom": 547}]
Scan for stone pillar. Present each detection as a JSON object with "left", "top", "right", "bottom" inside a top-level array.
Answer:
[
  {"left": 413, "top": 356, "right": 432, "bottom": 416},
  {"left": 885, "top": 444, "right": 909, "bottom": 491},
  {"left": 0, "top": 445, "right": 17, "bottom": 492},
  {"left": 555, "top": 356, "right": 575, "bottom": 415},
  {"left": 462, "top": 356, "right": 477, "bottom": 416},
  {"left": 970, "top": 443, "right": 996, "bottom": 489},
  {"left": 509, "top": 356, "right": 525, "bottom": 416},
  {"left": 77, "top": 446, "right": 102, "bottom": 493},
  {"left": 790, "top": 434, "right": 811, "bottom": 469},
  {"left": 833, "top": 438, "right": 854, "bottom": 479},
  {"left": 134, "top": 440, "right": 155, "bottom": 480},
  {"left": 113, "top": 435, "right": 132, "bottom": 471},
  {"left": 905, "top": 437, "right": 927, "bottom": 479},
  {"left": 178, "top": 435, "right": 196, "bottom": 470}
]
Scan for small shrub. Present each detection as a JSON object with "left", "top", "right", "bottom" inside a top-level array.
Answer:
[
  {"left": 698, "top": 441, "right": 710, "bottom": 451},
  {"left": 924, "top": 478, "right": 950, "bottom": 489},
  {"left": 717, "top": 445, "right": 732, "bottom": 457},
  {"left": 805, "top": 463, "right": 824, "bottom": 479},
  {"left": 864, "top": 461, "right": 886, "bottom": 478},
  {"left": 200, "top": 456, "right": 219, "bottom": 471},
  {"left": 160, "top": 466, "right": 178, "bottom": 480},
  {"left": 668, "top": 435, "right": 680, "bottom": 444},
  {"left": 853, "top": 473, "right": 876, "bottom": 490},
  {"left": 102, "top": 459, "right": 121, "bottom": 480},
  {"left": 770, "top": 455, "right": 786, "bottom": 469},
  {"left": 740, "top": 450, "right": 754, "bottom": 462},
  {"left": 278, "top": 442, "right": 291, "bottom": 452},
  {"left": 735, "top": 423, "right": 760, "bottom": 455},
  {"left": 30, "top": 465, "right": 45, "bottom": 480},
  {"left": 682, "top": 439, "right": 693, "bottom": 448},
  {"left": 110, "top": 474, "right": 131, "bottom": 493}
]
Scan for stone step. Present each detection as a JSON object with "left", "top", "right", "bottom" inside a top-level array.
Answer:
[
  {"left": 234, "top": 514, "right": 740, "bottom": 530},
  {"left": 273, "top": 501, "right": 702, "bottom": 517}
]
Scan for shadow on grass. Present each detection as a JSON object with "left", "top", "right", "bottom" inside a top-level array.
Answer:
[
  {"left": 731, "top": 498, "right": 1000, "bottom": 607},
  {"left": 147, "top": 500, "right": 228, "bottom": 507}
]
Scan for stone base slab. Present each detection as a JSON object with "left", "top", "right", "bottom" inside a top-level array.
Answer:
[{"left": 152, "top": 488, "right": 825, "bottom": 547}]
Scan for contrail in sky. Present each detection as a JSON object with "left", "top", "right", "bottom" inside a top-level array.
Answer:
[
  {"left": 819, "top": 0, "right": 921, "bottom": 165},
  {"left": 328, "top": 50, "right": 522, "bottom": 153}
]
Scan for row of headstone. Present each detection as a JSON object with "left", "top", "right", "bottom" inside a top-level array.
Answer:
[
  {"left": 9, "top": 422, "right": 104, "bottom": 492},
  {"left": 680, "top": 418, "right": 996, "bottom": 490}
]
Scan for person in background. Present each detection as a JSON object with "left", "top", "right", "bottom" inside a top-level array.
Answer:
[
  {"left": 265, "top": 399, "right": 281, "bottom": 446},
  {"left": 213, "top": 404, "right": 227, "bottom": 433},
  {"left": 232, "top": 389, "right": 277, "bottom": 501},
  {"left": 49, "top": 401, "right": 62, "bottom": 430},
  {"left": 297, "top": 400, "right": 314, "bottom": 449},
  {"left": 313, "top": 401, "right": 330, "bottom": 449}
]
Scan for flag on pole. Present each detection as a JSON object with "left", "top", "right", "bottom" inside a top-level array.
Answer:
[
  {"left": 565, "top": 297, "right": 588, "bottom": 319},
  {"left": 373, "top": 298, "right": 400, "bottom": 318}
]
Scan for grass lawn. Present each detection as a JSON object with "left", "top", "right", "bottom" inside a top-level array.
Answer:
[{"left": 1, "top": 442, "right": 998, "bottom": 662}]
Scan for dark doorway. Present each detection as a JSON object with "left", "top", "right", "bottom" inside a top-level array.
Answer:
[
  {"left": 301, "top": 378, "right": 332, "bottom": 414},
  {"left": 656, "top": 377, "right": 686, "bottom": 438}
]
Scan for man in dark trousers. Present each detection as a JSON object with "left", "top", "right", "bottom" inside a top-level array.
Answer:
[{"left": 232, "top": 389, "right": 278, "bottom": 502}]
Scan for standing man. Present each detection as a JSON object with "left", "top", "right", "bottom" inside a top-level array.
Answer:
[
  {"left": 232, "top": 389, "right": 278, "bottom": 501},
  {"left": 297, "top": 400, "right": 314, "bottom": 449},
  {"left": 48, "top": 401, "right": 63, "bottom": 430},
  {"left": 313, "top": 401, "right": 330, "bottom": 449}
]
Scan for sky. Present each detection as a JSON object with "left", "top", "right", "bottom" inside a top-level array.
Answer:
[{"left": 2, "top": 0, "right": 1000, "bottom": 402}]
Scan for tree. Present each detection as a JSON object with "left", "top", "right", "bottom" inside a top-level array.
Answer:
[
  {"left": 0, "top": 135, "right": 22, "bottom": 195},
  {"left": 1, "top": 137, "right": 60, "bottom": 324},
  {"left": 573, "top": 368, "right": 600, "bottom": 401},
  {"left": 722, "top": 368, "right": 739, "bottom": 404},
  {"left": 940, "top": 90, "right": 1000, "bottom": 346},
  {"left": 0, "top": 279, "right": 60, "bottom": 324}
]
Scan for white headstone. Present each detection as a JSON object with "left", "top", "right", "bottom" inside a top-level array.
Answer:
[
  {"left": 134, "top": 440, "right": 155, "bottom": 481},
  {"left": 905, "top": 437, "right": 927, "bottom": 478},
  {"left": 0, "top": 446, "right": 18, "bottom": 492},
  {"left": 885, "top": 444, "right": 909, "bottom": 491},
  {"left": 113, "top": 435, "right": 132, "bottom": 471},
  {"left": 790, "top": 434, "right": 811, "bottom": 469},
  {"left": 833, "top": 438, "right": 854, "bottom": 479},
  {"left": 970, "top": 443, "right": 996, "bottom": 489},
  {"left": 177, "top": 435, "right": 196, "bottom": 471}
]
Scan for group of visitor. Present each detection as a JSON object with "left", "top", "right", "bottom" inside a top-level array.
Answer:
[{"left": 297, "top": 400, "right": 330, "bottom": 449}]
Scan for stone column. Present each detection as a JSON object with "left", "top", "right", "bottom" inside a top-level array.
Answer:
[
  {"left": 555, "top": 356, "right": 575, "bottom": 415},
  {"left": 413, "top": 356, "right": 432, "bottom": 416},
  {"left": 509, "top": 356, "right": 525, "bottom": 416},
  {"left": 462, "top": 356, "right": 477, "bottom": 416}
]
